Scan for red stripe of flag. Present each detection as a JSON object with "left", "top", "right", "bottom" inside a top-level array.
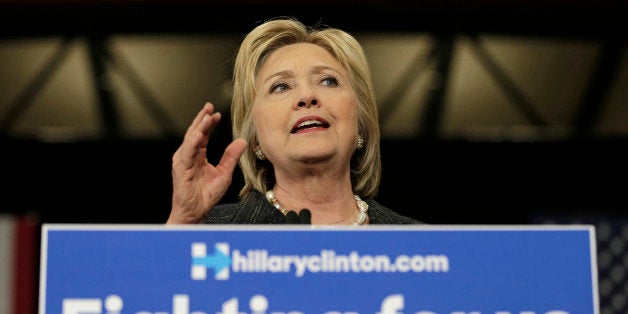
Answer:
[{"left": 12, "top": 214, "right": 38, "bottom": 314}]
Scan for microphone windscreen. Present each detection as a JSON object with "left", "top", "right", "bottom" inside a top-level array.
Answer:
[
  {"left": 299, "top": 209, "right": 312, "bottom": 224},
  {"left": 285, "top": 210, "right": 300, "bottom": 224}
]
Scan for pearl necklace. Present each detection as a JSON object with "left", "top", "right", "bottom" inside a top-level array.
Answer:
[{"left": 265, "top": 189, "right": 369, "bottom": 225}]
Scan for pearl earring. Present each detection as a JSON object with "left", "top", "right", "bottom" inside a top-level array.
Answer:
[
  {"left": 356, "top": 136, "right": 364, "bottom": 150},
  {"left": 255, "top": 148, "right": 266, "bottom": 160}
]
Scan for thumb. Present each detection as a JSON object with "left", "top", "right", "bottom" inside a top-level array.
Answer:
[{"left": 217, "top": 138, "right": 248, "bottom": 173}]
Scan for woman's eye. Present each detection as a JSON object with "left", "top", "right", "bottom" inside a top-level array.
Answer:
[
  {"left": 321, "top": 76, "right": 339, "bottom": 86},
  {"left": 270, "top": 82, "right": 289, "bottom": 93}
]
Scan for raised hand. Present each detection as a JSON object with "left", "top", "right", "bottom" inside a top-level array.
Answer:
[{"left": 167, "top": 102, "right": 247, "bottom": 224}]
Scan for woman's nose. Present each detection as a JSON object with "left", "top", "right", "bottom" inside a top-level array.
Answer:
[{"left": 297, "top": 98, "right": 318, "bottom": 108}]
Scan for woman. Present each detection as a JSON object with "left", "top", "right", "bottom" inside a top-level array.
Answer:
[{"left": 167, "top": 17, "right": 421, "bottom": 225}]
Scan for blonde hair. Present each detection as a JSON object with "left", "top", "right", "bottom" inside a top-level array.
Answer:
[{"left": 231, "top": 17, "right": 381, "bottom": 199}]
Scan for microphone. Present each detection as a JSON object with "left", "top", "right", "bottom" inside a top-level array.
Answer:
[
  {"left": 298, "top": 209, "right": 311, "bottom": 224},
  {"left": 285, "top": 211, "right": 300, "bottom": 224},
  {"left": 285, "top": 209, "right": 312, "bottom": 224}
]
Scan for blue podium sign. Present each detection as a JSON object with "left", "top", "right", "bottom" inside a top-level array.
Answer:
[{"left": 40, "top": 224, "right": 599, "bottom": 314}]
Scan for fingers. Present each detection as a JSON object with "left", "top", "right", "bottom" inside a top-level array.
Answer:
[
  {"left": 187, "top": 102, "right": 215, "bottom": 135},
  {"left": 178, "top": 103, "right": 223, "bottom": 165},
  {"left": 183, "top": 102, "right": 221, "bottom": 144},
  {"left": 199, "top": 112, "right": 222, "bottom": 138}
]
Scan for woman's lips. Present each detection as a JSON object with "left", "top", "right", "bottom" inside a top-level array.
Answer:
[{"left": 291, "top": 116, "right": 330, "bottom": 133}]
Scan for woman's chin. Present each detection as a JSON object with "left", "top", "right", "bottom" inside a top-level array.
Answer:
[{"left": 295, "top": 150, "right": 336, "bottom": 164}]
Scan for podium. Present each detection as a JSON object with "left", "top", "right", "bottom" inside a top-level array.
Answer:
[{"left": 40, "top": 224, "right": 599, "bottom": 314}]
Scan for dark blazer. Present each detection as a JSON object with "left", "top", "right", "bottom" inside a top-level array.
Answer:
[{"left": 206, "top": 190, "right": 422, "bottom": 224}]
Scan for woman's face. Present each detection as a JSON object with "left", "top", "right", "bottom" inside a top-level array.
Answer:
[{"left": 252, "top": 43, "right": 359, "bottom": 169}]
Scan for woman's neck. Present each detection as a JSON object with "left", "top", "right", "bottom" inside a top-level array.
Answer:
[{"left": 271, "top": 181, "right": 358, "bottom": 225}]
